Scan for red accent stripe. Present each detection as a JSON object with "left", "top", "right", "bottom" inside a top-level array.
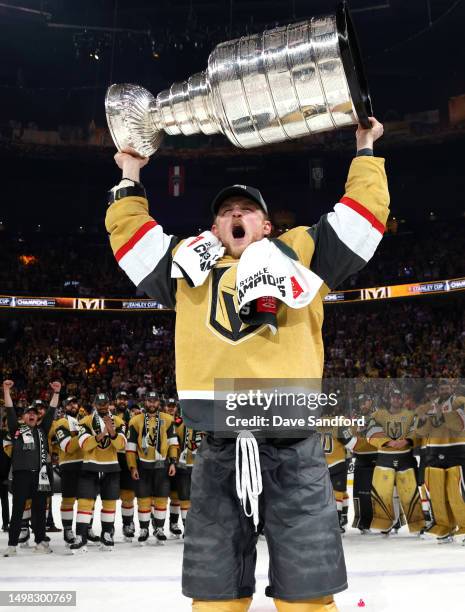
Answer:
[
  {"left": 127, "top": 450, "right": 137, "bottom": 454},
  {"left": 101, "top": 509, "right": 115, "bottom": 514},
  {"left": 77, "top": 511, "right": 93, "bottom": 515},
  {"left": 154, "top": 507, "right": 166, "bottom": 511},
  {"left": 115, "top": 220, "right": 158, "bottom": 262},
  {"left": 340, "top": 196, "right": 385, "bottom": 234},
  {"left": 139, "top": 510, "right": 151, "bottom": 514}
]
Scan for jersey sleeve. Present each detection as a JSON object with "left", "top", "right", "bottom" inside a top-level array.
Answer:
[
  {"left": 54, "top": 423, "right": 72, "bottom": 453},
  {"left": 126, "top": 419, "right": 138, "bottom": 470},
  {"left": 111, "top": 419, "right": 127, "bottom": 451},
  {"left": 304, "top": 156, "right": 389, "bottom": 290},
  {"left": 78, "top": 422, "right": 98, "bottom": 451},
  {"left": 2, "top": 433, "right": 12, "bottom": 458},
  {"left": 105, "top": 188, "right": 181, "bottom": 308},
  {"left": 366, "top": 413, "right": 390, "bottom": 448},
  {"left": 167, "top": 421, "right": 179, "bottom": 460},
  {"left": 336, "top": 426, "right": 357, "bottom": 452}
]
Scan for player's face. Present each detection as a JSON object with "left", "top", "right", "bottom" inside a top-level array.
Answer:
[
  {"left": 361, "top": 399, "right": 373, "bottom": 414},
  {"left": 165, "top": 403, "right": 177, "bottom": 416},
  {"left": 145, "top": 399, "right": 158, "bottom": 413},
  {"left": 23, "top": 410, "right": 38, "bottom": 427},
  {"left": 389, "top": 395, "right": 402, "bottom": 412},
  {"left": 211, "top": 197, "right": 272, "bottom": 259},
  {"left": 116, "top": 399, "right": 127, "bottom": 411},
  {"left": 439, "top": 384, "right": 451, "bottom": 399},
  {"left": 66, "top": 402, "right": 79, "bottom": 417},
  {"left": 96, "top": 402, "right": 110, "bottom": 416}
]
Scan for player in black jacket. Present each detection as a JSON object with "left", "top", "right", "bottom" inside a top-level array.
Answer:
[{"left": 2, "top": 379, "right": 61, "bottom": 556}]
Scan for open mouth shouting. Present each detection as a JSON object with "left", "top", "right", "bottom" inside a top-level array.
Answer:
[{"left": 231, "top": 222, "right": 246, "bottom": 240}]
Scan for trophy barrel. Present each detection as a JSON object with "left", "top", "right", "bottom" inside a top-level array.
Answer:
[{"left": 207, "top": 1, "right": 372, "bottom": 148}]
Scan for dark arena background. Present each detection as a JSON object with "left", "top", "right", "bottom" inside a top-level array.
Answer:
[{"left": 1, "top": 1, "right": 465, "bottom": 610}]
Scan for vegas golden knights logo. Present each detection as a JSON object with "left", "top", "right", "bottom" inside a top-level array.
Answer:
[
  {"left": 73, "top": 298, "right": 104, "bottom": 310},
  {"left": 387, "top": 421, "right": 402, "bottom": 439},
  {"left": 97, "top": 436, "right": 111, "bottom": 449},
  {"left": 208, "top": 267, "right": 261, "bottom": 342},
  {"left": 361, "top": 286, "right": 391, "bottom": 301},
  {"left": 147, "top": 426, "right": 157, "bottom": 447}
]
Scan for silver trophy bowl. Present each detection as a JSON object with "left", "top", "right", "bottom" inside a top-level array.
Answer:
[{"left": 106, "top": 2, "right": 372, "bottom": 156}]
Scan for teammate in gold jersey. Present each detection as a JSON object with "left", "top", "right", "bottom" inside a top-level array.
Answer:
[
  {"left": 367, "top": 389, "right": 424, "bottom": 534},
  {"left": 415, "top": 380, "right": 465, "bottom": 543}
]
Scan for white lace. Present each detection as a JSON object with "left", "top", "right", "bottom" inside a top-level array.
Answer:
[{"left": 235, "top": 431, "right": 263, "bottom": 530}]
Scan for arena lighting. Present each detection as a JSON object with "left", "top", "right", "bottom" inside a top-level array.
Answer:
[
  {"left": 0, "top": 2, "right": 51, "bottom": 20},
  {"left": 18, "top": 255, "right": 38, "bottom": 266},
  {"left": 350, "top": 2, "right": 391, "bottom": 13}
]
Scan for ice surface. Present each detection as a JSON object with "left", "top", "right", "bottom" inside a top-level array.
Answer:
[{"left": 1, "top": 493, "right": 464, "bottom": 611}]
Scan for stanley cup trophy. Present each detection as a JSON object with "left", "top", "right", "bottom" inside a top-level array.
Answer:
[{"left": 105, "top": 2, "right": 373, "bottom": 157}]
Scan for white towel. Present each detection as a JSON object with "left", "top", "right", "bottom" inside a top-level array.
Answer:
[
  {"left": 236, "top": 238, "right": 323, "bottom": 313},
  {"left": 171, "top": 233, "right": 323, "bottom": 333},
  {"left": 171, "top": 231, "right": 224, "bottom": 286}
]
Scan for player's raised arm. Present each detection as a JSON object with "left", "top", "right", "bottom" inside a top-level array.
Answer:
[
  {"left": 105, "top": 149, "right": 180, "bottom": 307},
  {"left": 307, "top": 117, "right": 390, "bottom": 291}
]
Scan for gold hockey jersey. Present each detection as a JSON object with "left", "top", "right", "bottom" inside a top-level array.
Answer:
[
  {"left": 126, "top": 411, "right": 178, "bottom": 469},
  {"left": 367, "top": 408, "right": 416, "bottom": 454},
  {"left": 51, "top": 416, "right": 83, "bottom": 469},
  {"left": 353, "top": 419, "right": 378, "bottom": 456},
  {"left": 319, "top": 425, "right": 357, "bottom": 470},
  {"left": 415, "top": 395, "right": 465, "bottom": 458},
  {"left": 78, "top": 413, "right": 126, "bottom": 472},
  {"left": 106, "top": 156, "right": 389, "bottom": 430},
  {"left": 174, "top": 416, "right": 202, "bottom": 467}
]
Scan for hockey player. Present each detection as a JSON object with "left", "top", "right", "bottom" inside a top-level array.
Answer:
[
  {"left": 2, "top": 420, "right": 33, "bottom": 547},
  {"left": 114, "top": 391, "right": 136, "bottom": 541},
  {"left": 71, "top": 393, "right": 126, "bottom": 552},
  {"left": 2, "top": 380, "right": 61, "bottom": 557},
  {"left": 319, "top": 420, "right": 357, "bottom": 534},
  {"left": 0, "top": 414, "right": 10, "bottom": 531},
  {"left": 415, "top": 380, "right": 465, "bottom": 543},
  {"left": 52, "top": 396, "right": 83, "bottom": 545},
  {"left": 415, "top": 383, "right": 435, "bottom": 531},
  {"left": 165, "top": 398, "right": 182, "bottom": 536},
  {"left": 35, "top": 400, "right": 61, "bottom": 534},
  {"left": 127, "top": 391, "right": 178, "bottom": 544},
  {"left": 167, "top": 398, "right": 202, "bottom": 536},
  {"left": 107, "top": 117, "right": 388, "bottom": 611},
  {"left": 352, "top": 395, "right": 378, "bottom": 533},
  {"left": 367, "top": 388, "right": 424, "bottom": 534}
]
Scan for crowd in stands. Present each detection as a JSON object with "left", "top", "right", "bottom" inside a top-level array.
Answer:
[
  {"left": 1, "top": 297, "right": 463, "bottom": 403},
  {"left": 0, "top": 315, "right": 176, "bottom": 406},
  {"left": 338, "top": 220, "right": 465, "bottom": 290},
  {"left": 324, "top": 300, "right": 465, "bottom": 379},
  {"left": 0, "top": 234, "right": 133, "bottom": 298},
  {"left": 1, "top": 219, "right": 464, "bottom": 298}
]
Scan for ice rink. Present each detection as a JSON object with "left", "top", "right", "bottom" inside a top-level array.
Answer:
[{"left": 1, "top": 494, "right": 464, "bottom": 612}]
